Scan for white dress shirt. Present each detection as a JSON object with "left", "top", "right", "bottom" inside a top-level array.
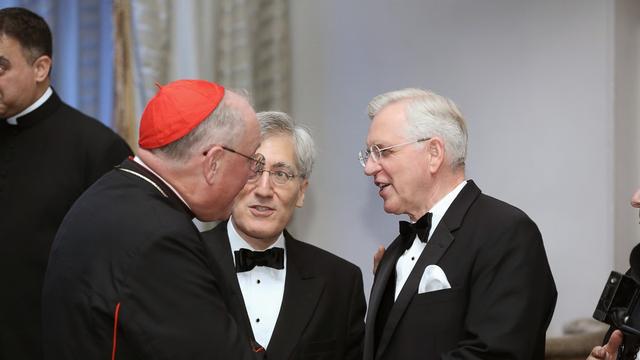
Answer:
[
  {"left": 394, "top": 180, "right": 467, "bottom": 300},
  {"left": 227, "top": 219, "right": 286, "bottom": 348},
  {"left": 6, "top": 87, "right": 52, "bottom": 125}
]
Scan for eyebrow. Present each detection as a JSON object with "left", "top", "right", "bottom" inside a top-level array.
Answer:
[{"left": 270, "top": 161, "right": 295, "bottom": 172}]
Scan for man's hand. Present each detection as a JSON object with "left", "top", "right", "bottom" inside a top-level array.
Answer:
[
  {"left": 587, "top": 330, "right": 623, "bottom": 360},
  {"left": 372, "top": 246, "right": 385, "bottom": 274},
  {"left": 632, "top": 188, "right": 640, "bottom": 208}
]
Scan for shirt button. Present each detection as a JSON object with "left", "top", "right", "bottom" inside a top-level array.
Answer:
[
  {"left": 256, "top": 318, "right": 260, "bottom": 323},
  {"left": 411, "top": 257, "right": 415, "bottom": 261},
  {"left": 256, "top": 279, "right": 261, "bottom": 284}
]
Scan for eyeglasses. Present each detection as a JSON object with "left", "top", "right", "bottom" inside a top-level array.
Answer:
[
  {"left": 247, "top": 167, "right": 300, "bottom": 186},
  {"left": 358, "top": 138, "right": 430, "bottom": 167},
  {"left": 203, "top": 145, "right": 265, "bottom": 174}
]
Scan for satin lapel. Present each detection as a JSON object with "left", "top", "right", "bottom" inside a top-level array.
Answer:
[
  {"left": 266, "top": 234, "right": 325, "bottom": 360},
  {"left": 375, "top": 226, "right": 454, "bottom": 359},
  {"left": 375, "top": 181, "right": 482, "bottom": 360},
  {"left": 363, "top": 237, "right": 403, "bottom": 360},
  {"left": 200, "top": 222, "right": 256, "bottom": 343}
]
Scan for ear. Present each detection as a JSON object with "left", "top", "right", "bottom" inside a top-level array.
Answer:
[
  {"left": 295, "top": 178, "right": 309, "bottom": 208},
  {"left": 32, "top": 55, "right": 51, "bottom": 82},
  {"left": 202, "top": 146, "right": 224, "bottom": 185},
  {"left": 426, "top": 137, "right": 446, "bottom": 174}
]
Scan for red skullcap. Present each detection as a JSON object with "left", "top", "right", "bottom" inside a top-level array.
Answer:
[{"left": 138, "top": 80, "right": 225, "bottom": 149}]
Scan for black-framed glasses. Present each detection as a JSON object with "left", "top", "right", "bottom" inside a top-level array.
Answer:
[
  {"left": 247, "top": 167, "right": 301, "bottom": 186},
  {"left": 203, "top": 145, "right": 265, "bottom": 174},
  {"left": 358, "top": 138, "right": 430, "bottom": 167}
]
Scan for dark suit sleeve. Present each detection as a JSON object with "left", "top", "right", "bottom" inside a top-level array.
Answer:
[
  {"left": 443, "top": 216, "right": 557, "bottom": 359},
  {"left": 117, "top": 232, "right": 259, "bottom": 360},
  {"left": 345, "top": 267, "right": 367, "bottom": 360}
]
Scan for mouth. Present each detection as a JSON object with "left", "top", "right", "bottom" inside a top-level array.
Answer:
[
  {"left": 249, "top": 204, "right": 276, "bottom": 217},
  {"left": 374, "top": 181, "right": 391, "bottom": 196}
]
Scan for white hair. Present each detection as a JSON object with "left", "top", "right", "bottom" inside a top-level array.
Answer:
[
  {"left": 256, "top": 111, "right": 316, "bottom": 179},
  {"left": 368, "top": 88, "right": 468, "bottom": 169}
]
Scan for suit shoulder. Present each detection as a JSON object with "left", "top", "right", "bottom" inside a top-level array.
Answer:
[{"left": 474, "top": 193, "right": 535, "bottom": 224}]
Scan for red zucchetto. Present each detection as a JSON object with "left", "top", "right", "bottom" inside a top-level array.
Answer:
[{"left": 138, "top": 80, "right": 225, "bottom": 149}]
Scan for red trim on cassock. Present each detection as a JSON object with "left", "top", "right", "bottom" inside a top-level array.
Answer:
[{"left": 112, "top": 302, "right": 121, "bottom": 360}]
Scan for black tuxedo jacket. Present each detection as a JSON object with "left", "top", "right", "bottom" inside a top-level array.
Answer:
[
  {"left": 42, "top": 159, "right": 260, "bottom": 360},
  {"left": 364, "top": 180, "right": 557, "bottom": 360},
  {"left": 202, "top": 222, "right": 366, "bottom": 360}
]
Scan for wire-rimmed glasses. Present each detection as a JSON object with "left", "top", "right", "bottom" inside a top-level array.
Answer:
[
  {"left": 358, "top": 138, "right": 430, "bottom": 167},
  {"left": 247, "top": 167, "right": 301, "bottom": 186},
  {"left": 203, "top": 145, "right": 265, "bottom": 174}
]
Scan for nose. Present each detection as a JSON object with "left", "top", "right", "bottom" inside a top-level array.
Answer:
[
  {"left": 254, "top": 171, "right": 274, "bottom": 197},
  {"left": 363, "top": 156, "right": 381, "bottom": 176}
]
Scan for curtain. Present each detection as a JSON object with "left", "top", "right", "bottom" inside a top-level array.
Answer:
[{"left": 112, "top": 0, "right": 291, "bottom": 148}]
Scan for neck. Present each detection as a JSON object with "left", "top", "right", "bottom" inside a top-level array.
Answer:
[
  {"left": 408, "top": 167, "right": 465, "bottom": 221},
  {"left": 138, "top": 149, "right": 198, "bottom": 206}
]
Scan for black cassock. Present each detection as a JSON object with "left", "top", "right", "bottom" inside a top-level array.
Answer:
[{"left": 0, "top": 91, "right": 132, "bottom": 360}]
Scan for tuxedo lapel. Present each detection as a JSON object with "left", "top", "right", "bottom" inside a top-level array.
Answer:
[
  {"left": 201, "top": 223, "right": 256, "bottom": 343},
  {"left": 363, "top": 237, "right": 403, "bottom": 360},
  {"left": 374, "top": 181, "right": 482, "bottom": 360},
  {"left": 266, "top": 233, "right": 325, "bottom": 359}
]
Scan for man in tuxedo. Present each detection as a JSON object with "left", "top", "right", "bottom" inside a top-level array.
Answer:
[
  {"left": 0, "top": 8, "right": 132, "bottom": 359},
  {"left": 202, "top": 111, "right": 366, "bottom": 359},
  {"left": 360, "top": 88, "right": 557, "bottom": 359},
  {"left": 588, "top": 188, "right": 640, "bottom": 360},
  {"left": 42, "top": 80, "right": 265, "bottom": 359}
]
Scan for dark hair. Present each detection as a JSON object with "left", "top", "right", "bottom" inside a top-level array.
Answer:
[{"left": 0, "top": 7, "right": 52, "bottom": 63}]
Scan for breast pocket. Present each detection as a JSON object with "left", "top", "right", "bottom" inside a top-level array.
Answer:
[{"left": 412, "top": 287, "right": 464, "bottom": 306}]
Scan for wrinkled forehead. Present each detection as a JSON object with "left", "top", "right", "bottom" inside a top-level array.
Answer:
[{"left": 257, "top": 134, "right": 298, "bottom": 170}]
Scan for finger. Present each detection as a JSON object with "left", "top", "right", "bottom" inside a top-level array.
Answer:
[
  {"left": 603, "top": 329, "right": 623, "bottom": 352},
  {"left": 372, "top": 246, "right": 385, "bottom": 274}
]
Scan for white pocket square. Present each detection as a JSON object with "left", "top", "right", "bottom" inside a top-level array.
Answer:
[{"left": 418, "top": 264, "right": 451, "bottom": 294}]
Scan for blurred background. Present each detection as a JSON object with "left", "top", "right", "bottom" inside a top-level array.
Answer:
[{"left": 3, "top": 0, "right": 639, "bottom": 336}]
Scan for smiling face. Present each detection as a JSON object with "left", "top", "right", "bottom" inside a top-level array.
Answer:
[
  {"left": 231, "top": 134, "right": 308, "bottom": 248},
  {"left": 363, "top": 101, "right": 432, "bottom": 220}
]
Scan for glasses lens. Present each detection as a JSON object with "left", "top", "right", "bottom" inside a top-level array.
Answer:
[
  {"left": 358, "top": 149, "right": 369, "bottom": 167},
  {"left": 370, "top": 145, "right": 382, "bottom": 163},
  {"left": 272, "top": 171, "right": 293, "bottom": 185}
]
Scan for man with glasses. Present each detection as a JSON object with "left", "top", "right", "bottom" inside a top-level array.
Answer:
[
  {"left": 202, "top": 111, "right": 366, "bottom": 359},
  {"left": 42, "top": 80, "right": 266, "bottom": 359},
  {"left": 360, "top": 88, "right": 557, "bottom": 359}
]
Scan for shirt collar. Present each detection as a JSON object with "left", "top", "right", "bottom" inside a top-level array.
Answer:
[
  {"left": 227, "top": 217, "right": 286, "bottom": 266},
  {"left": 427, "top": 180, "right": 467, "bottom": 239},
  {"left": 6, "top": 87, "right": 53, "bottom": 125}
]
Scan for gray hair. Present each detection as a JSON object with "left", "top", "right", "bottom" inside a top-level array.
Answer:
[
  {"left": 153, "top": 93, "right": 247, "bottom": 161},
  {"left": 257, "top": 111, "right": 316, "bottom": 179},
  {"left": 368, "top": 88, "right": 468, "bottom": 169}
]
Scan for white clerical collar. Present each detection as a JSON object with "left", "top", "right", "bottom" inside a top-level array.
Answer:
[
  {"left": 132, "top": 156, "right": 191, "bottom": 210},
  {"left": 6, "top": 87, "right": 53, "bottom": 125},
  {"left": 426, "top": 180, "right": 467, "bottom": 239},
  {"left": 227, "top": 217, "right": 286, "bottom": 266}
]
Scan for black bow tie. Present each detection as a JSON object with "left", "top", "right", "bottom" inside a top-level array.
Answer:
[
  {"left": 234, "top": 247, "right": 285, "bottom": 273},
  {"left": 399, "top": 212, "right": 433, "bottom": 251}
]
